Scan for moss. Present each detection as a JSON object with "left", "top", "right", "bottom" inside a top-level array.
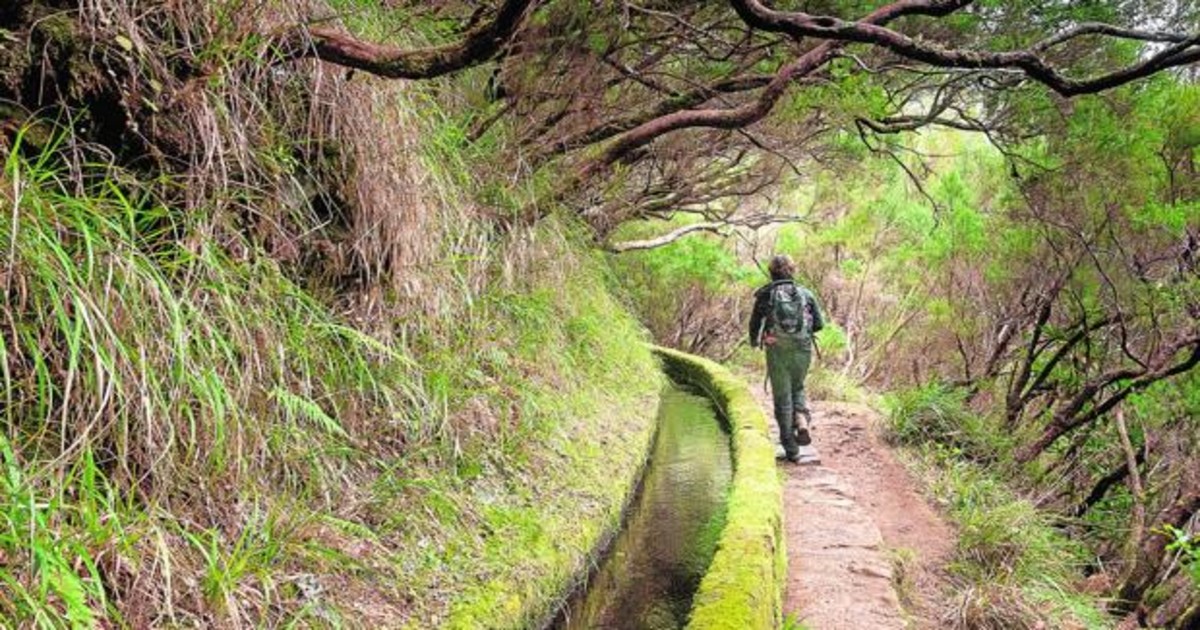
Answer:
[
  {"left": 32, "top": 11, "right": 75, "bottom": 47},
  {"left": 1145, "top": 581, "right": 1173, "bottom": 609},
  {"left": 433, "top": 258, "right": 665, "bottom": 629},
  {"left": 0, "top": 20, "right": 31, "bottom": 102},
  {"left": 653, "top": 346, "right": 786, "bottom": 630},
  {"left": 441, "top": 381, "right": 661, "bottom": 630}
]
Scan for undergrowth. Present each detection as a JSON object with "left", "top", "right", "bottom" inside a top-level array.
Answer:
[
  {"left": 884, "top": 383, "right": 1014, "bottom": 464},
  {"left": 0, "top": 72, "right": 660, "bottom": 630},
  {"left": 884, "top": 386, "right": 1113, "bottom": 630},
  {"left": 2, "top": 131, "right": 412, "bottom": 625}
]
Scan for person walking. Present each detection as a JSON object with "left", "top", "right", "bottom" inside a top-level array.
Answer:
[{"left": 748, "top": 255, "right": 825, "bottom": 463}]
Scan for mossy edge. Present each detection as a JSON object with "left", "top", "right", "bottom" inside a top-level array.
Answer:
[{"left": 653, "top": 346, "right": 785, "bottom": 630}]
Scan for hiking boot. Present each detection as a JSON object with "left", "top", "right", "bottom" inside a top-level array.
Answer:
[
  {"left": 793, "top": 411, "right": 812, "bottom": 446},
  {"left": 775, "top": 444, "right": 801, "bottom": 463}
]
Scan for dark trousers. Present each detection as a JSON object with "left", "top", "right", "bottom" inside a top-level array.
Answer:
[{"left": 766, "top": 336, "right": 812, "bottom": 458}]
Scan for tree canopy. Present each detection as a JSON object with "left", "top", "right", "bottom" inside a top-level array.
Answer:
[{"left": 293, "top": 0, "right": 1200, "bottom": 236}]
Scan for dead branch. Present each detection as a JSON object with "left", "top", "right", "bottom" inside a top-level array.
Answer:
[{"left": 606, "top": 214, "right": 801, "bottom": 253}]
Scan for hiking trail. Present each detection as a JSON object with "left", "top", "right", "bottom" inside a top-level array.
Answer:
[{"left": 751, "top": 387, "right": 956, "bottom": 629}]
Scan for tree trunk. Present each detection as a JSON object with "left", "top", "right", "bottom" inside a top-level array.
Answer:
[
  {"left": 1115, "top": 489, "right": 1200, "bottom": 613},
  {"left": 1147, "top": 572, "right": 1200, "bottom": 629}
]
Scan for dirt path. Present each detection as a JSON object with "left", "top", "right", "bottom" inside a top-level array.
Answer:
[{"left": 753, "top": 390, "right": 956, "bottom": 629}]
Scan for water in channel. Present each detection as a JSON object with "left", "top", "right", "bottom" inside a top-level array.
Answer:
[{"left": 555, "top": 386, "right": 733, "bottom": 630}]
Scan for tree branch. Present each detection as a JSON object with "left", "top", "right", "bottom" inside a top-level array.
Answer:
[
  {"left": 290, "top": 0, "right": 538, "bottom": 79},
  {"left": 530, "top": 74, "right": 773, "bottom": 166},
  {"left": 1016, "top": 336, "right": 1200, "bottom": 463},
  {"left": 1115, "top": 407, "right": 1146, "bottom": 568},
  {"left": 606, "top": 214, "right": 800, "bottom": 253},
  {"left": 1033, "top": 22, "right": 1197, "bottom": 52},
  {"left": 584, "top": 0, "right": 1200, "bottom": 183},
  {"left": 726, "top": 0, "right": 1200, "bottom": 96}
]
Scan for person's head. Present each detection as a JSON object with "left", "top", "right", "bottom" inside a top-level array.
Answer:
[{"left": 768, "top": 254, "right": 795, "bottom": 281}]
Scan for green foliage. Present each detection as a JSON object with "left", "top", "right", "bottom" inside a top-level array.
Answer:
[
  {"left": 815, "top": 320, "right": 848, "bottom": 357},
  {"left": 1132, "top": 200, "right": 1200, "bottom": 236},
  {"left": 907, "top": 445, "right": 1111, "bottom": 629},
  {"left": 610, "top": 219, "right": 760, "bottom": 358},
  {"left": 179, "top": 507, "right": 292, "bottom": 616},
  {"left": 323, "top": 0, "right": 447, "bottom": 45},
  {"left": 618, "top": 222, "right": 759, "bottom": 292},
  {"left": 0, "top": 116, "right": 664, "bottom": 626},
  {"left": 0, "top": 436, "right": 109, "bottom": 627},
  {"left": 883, "top": 384, "right": 1011, "bottom": 463},
  {"left": 1165, "top": 526, "right": 1200, "bottom": 587},
  {"left": 804, "top": 366, "right": 873, "bottom": 405},
  {"left": 952, "top": 489, "right": 1079, "bottom": 584}
]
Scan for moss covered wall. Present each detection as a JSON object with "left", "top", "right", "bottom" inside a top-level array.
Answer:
[{"left": 653, "top": 346, "right": 786, "bottom": 630}]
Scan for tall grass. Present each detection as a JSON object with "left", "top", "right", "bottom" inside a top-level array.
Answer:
[
  {"left": 1, "top": 119, "right": 661, "bottom": 624},
  {"left": 883, "top": 383, "right": 1014, "bottom": 464},
  {"left": 883, "top": 385, "right": 1112, "bottom": 629},
  {"left": 2, "top": 1, "right": 667, "bottom": 624},
  {"left": 0, "top": 127, "right": 440, "bottom": 624},
  {"left": 1, "top": 129, "right": 426, "bottom": 479}
]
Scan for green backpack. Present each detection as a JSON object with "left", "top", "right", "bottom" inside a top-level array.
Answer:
[{"left": 769, "top": 283, "right": 812, "bottom": 339}]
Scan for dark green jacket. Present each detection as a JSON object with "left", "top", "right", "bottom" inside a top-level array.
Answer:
[{"left": 748, "top": 279, "right": 825, "bottom": 348}]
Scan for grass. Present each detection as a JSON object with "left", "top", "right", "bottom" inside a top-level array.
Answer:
[
  {"left": 888, "top": 546, "right": 920, "bottom": 612},
  {"left": 2, "top": 129, "right": 411, "bottom": 624},
  {"left": 1, "top": 1, "right": 674, "bottom": 624},
  {"left": 883, "top": 386, "right": 1114, "bottom": 630},
  {"left": 805, "top": 364, "right": 874, "bottom": 406},
  {"left": 913, "top": 449, "right": 1112, "bottom": 629},
  {"left": 0, "top": 109, "right": 663, "bottom": 628},
  {"left": 1166, "top": 526, "right": 1200, "bottom": 587},
  {"left": 883, "top": 382, "right": 1014, "bottom": 464}
]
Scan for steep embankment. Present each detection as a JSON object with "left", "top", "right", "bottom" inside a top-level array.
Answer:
[{"left": 0, "top": 3, "right": 664, "bottom": 626}]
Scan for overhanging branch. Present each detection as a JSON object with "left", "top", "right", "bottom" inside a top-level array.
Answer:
[
  {"left": 606, "top": 214, "right": 802, "bottom": 253},
  {"left": 726, "top": 0, "right": 1200, "bottom": 97},
  {"left": 289, "top": 0, "right": 538, "bottom": 79}
]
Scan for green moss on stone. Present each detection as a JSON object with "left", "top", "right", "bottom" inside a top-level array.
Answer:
[{"left": 652, "top": 346, "right": 785, "bottom": 630}]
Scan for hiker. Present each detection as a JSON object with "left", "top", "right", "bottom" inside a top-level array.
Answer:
[{"left": 749, "top": 255, "right": 825, "bottom": 463}]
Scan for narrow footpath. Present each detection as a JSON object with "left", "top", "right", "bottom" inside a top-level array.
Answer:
[{"left": 753, "top": 389, "right": 956, "bottom": 629}]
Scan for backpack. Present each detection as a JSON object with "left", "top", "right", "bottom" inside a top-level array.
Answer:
[{"left": 769, "top": 283, "right": 812, "bottom": 339}]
